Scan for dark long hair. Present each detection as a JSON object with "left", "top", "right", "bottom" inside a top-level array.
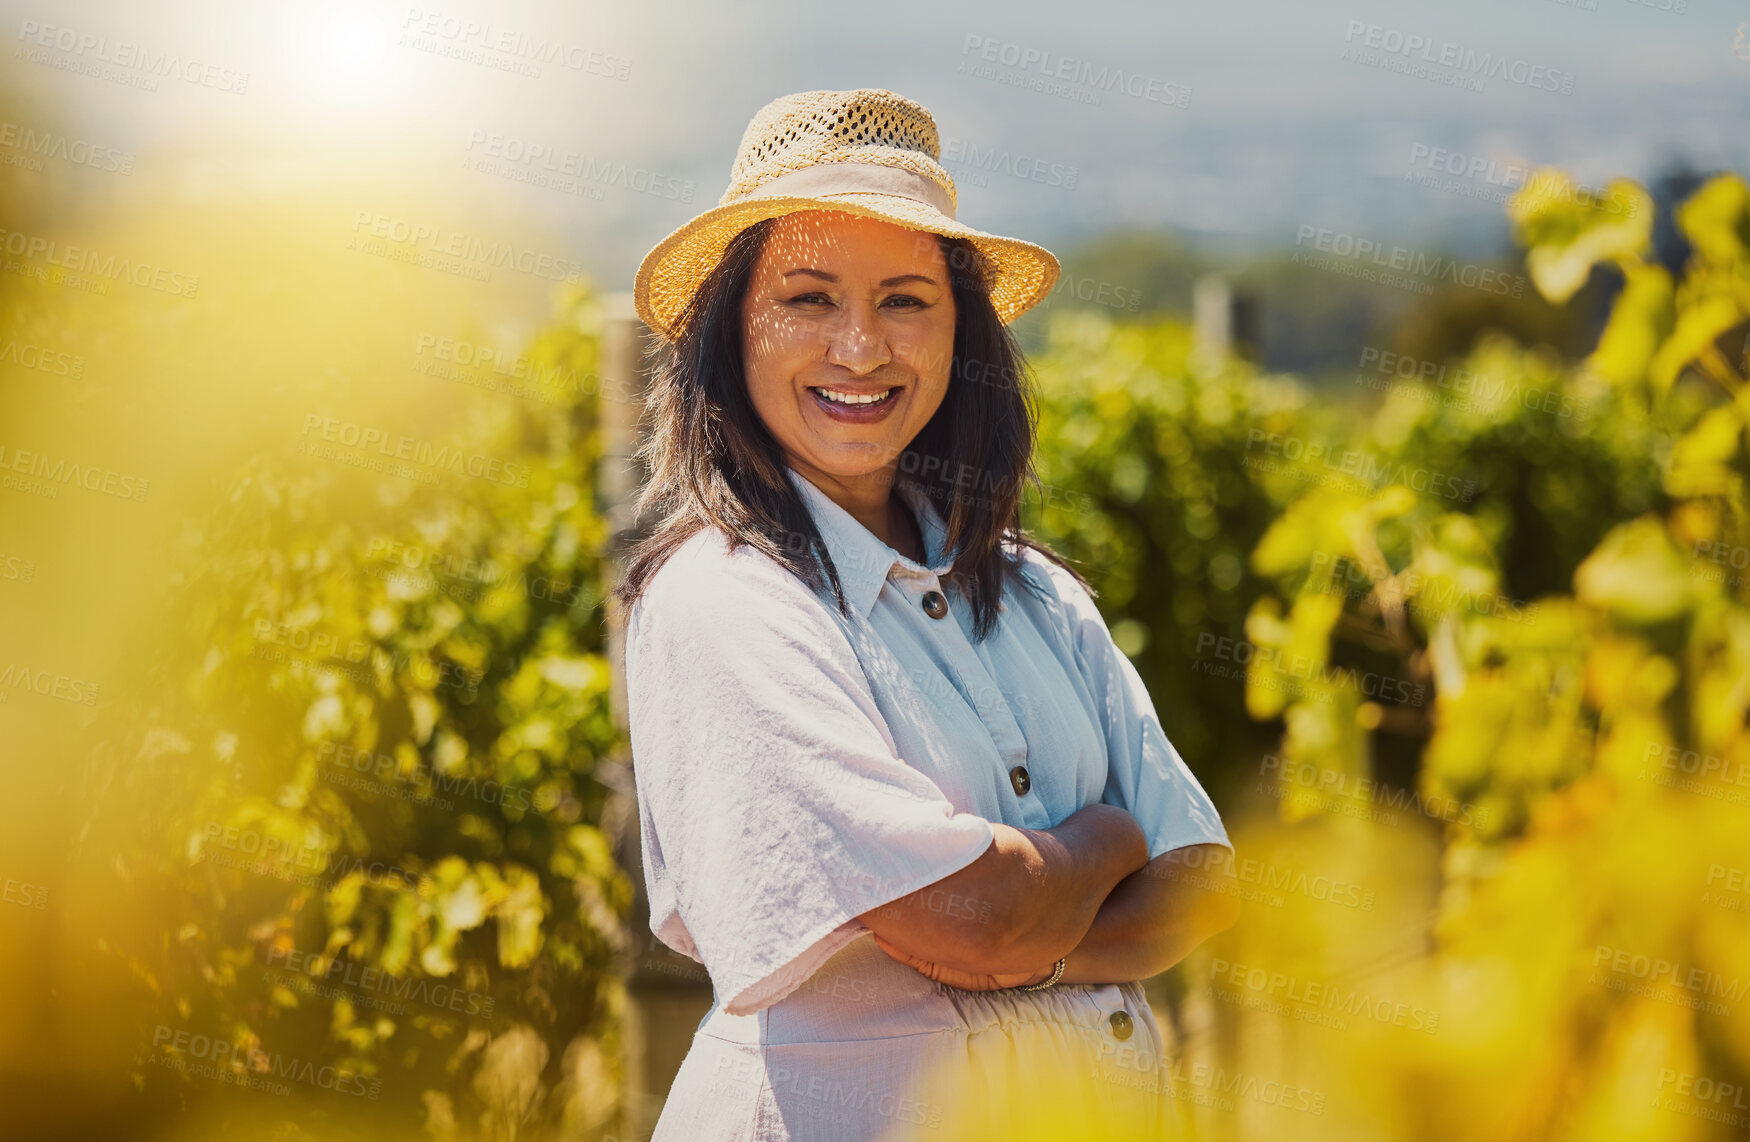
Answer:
[{"left": 612, "top": 214, "right": 1091, "bottom": 641}]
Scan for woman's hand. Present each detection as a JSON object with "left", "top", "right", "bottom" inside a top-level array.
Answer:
[{"left": 870, "top": 931, "right": 1055, "bottom": 992}]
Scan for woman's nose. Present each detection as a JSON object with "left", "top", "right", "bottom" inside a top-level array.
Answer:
[{"left": 824, "top": 303, "right": 892, "bottom": 375}]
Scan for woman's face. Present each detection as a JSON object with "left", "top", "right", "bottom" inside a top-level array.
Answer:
[{"left": 741, "top": 210, "right": 957, "bottom": 491}]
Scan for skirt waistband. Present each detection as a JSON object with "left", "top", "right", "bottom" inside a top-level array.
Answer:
[{"left": 699, "top": 932, "right": 1156, "bottom": 1047}]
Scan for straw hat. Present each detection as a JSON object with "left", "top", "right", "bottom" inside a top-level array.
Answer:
[{"left": 632, "top": 88, "right": 1062, "bottom": 343}]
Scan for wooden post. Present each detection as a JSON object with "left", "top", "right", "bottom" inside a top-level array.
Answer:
[
  {"left": 596, "top": 292, "right": 715, "bottom": 1139},
  {"left": 1192, "top": 273, "right": 1259, "bottom": 366}
]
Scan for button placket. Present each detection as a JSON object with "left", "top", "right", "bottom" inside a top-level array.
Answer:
[
  {"left": 907, "top": 575, "right": 1044, "bottom": 824},
  {"left": 883, "top": 493, "right": 1046, "bottom": 825}
]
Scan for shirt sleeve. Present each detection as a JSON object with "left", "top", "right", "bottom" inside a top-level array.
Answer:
[
  {"left": 1028, "top": 552, "right": 1232, "bottom": 862},
  {"left": 626, "top": 532, "right": 997, "bottom": 1017}
]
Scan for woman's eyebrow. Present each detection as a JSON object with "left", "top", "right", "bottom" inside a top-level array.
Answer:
[{"left": 780, "top": 268, "right": 941, "bottom": 288}]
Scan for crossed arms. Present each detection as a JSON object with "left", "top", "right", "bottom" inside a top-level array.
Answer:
[{"left": 857, "top": 803, "right": 1241, "bottom": 990}]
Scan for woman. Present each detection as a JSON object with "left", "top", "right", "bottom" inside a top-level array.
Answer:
[{"left": 616, "top": 88, "right": 1238, "bottom": 1141}]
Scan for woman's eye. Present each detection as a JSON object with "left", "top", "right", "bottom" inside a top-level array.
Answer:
[{"left": 783, "top": 293, "right": 928, "bottom": 310}]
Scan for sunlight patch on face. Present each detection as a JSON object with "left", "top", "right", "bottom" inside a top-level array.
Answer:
[{"left": 740, "top": 211, "right": 958, "bottom": 494}]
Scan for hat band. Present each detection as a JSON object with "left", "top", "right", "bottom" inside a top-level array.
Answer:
[{"left": 730, "top": 161, "right": 957, "bottom": 220}]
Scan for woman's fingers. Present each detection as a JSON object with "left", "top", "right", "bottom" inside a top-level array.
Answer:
[
  {"left": 870, "top": 932, "right": 909, "bottom": 961},
  {"left": 871, "top": 931, "right": 1042, "bottom": 991}
]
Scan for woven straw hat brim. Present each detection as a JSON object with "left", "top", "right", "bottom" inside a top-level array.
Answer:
[{"left": 633, "top": 192, "right": 1061, "bottom": 343}]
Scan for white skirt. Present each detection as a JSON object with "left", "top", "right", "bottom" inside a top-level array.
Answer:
[{"left": 649, "top": 934, "right": 1178, "bottom": 1141}]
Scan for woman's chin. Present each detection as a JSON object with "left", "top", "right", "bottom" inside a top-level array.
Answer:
[{"left": 797, "top": 439, "right": 906, "bottom": 482}]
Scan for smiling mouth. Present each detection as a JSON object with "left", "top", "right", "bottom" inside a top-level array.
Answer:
[{"left": 810, "top": 386, "right": 898, "bottom": 406}]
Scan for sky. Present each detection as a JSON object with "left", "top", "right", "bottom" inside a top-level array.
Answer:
[{"left": 5, "top": 0, "right": 1747, "bottom": 292}]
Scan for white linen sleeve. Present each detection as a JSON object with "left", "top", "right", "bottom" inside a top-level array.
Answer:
[
  {"left": 1033, "top": 555, "right": 1232, "bottom": 862},
  {"left": 626, "top": 536, "right": 997, "bottom": 1017}
]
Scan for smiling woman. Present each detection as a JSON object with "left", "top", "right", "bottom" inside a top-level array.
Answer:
[
  {"left": 740, "top": 212, "right": 959, "bottom": 565},
  {"left": 624, "top": 196, "right": 1045, "bottom": 641},
  {"left": 613, "top": 88, "right": 1237, "bottom": 1141}
]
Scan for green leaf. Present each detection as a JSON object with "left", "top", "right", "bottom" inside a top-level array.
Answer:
[
  {"left": 1675, "top": 174, "right": 1750, "bottom": 269},
  {"left": 1587, "top": 263, "right": 1675, "bottom": 388},
  {"left": 1573, "top": 516, "right": 1700, "bottom": 624},
  {"left": 1664, "top": 407, "right": 1746, "bottom": 499},
  {"left": 1649, "top": 297, "right": 1745, "bottom": 393},
  {"left": 496, "top": 866, "right": 545, "bottom": 969},
  {"left": 1510, "top": 173, "right": 1653, "bottom": 305}
]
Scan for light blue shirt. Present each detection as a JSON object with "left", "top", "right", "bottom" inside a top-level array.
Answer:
[{"left": 625, "top": 464, "right": 1232, "bottom": 1139}]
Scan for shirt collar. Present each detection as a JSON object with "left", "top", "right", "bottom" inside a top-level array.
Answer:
[{"left": 785, "top": 466, "right": 955, "bottom": 617}]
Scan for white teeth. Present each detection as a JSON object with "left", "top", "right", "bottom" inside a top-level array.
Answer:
[{"left": 816, "top": 387, "right": 894, "bottom": 406}]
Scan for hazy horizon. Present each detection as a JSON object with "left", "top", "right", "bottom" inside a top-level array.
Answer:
[{"left": 5, "top": 0, "right": 1746, "bottom": 295}]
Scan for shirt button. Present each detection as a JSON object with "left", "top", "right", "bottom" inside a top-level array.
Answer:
[
  {"left": 1008, "top": 765, "right": 1031, "bottom": 796},
  {"left": 1109, "top": 1010, "right": 1133, "bottom": 1040},
  {"left": 921, "top": 590, "right": 948, "bottom": 620}
]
